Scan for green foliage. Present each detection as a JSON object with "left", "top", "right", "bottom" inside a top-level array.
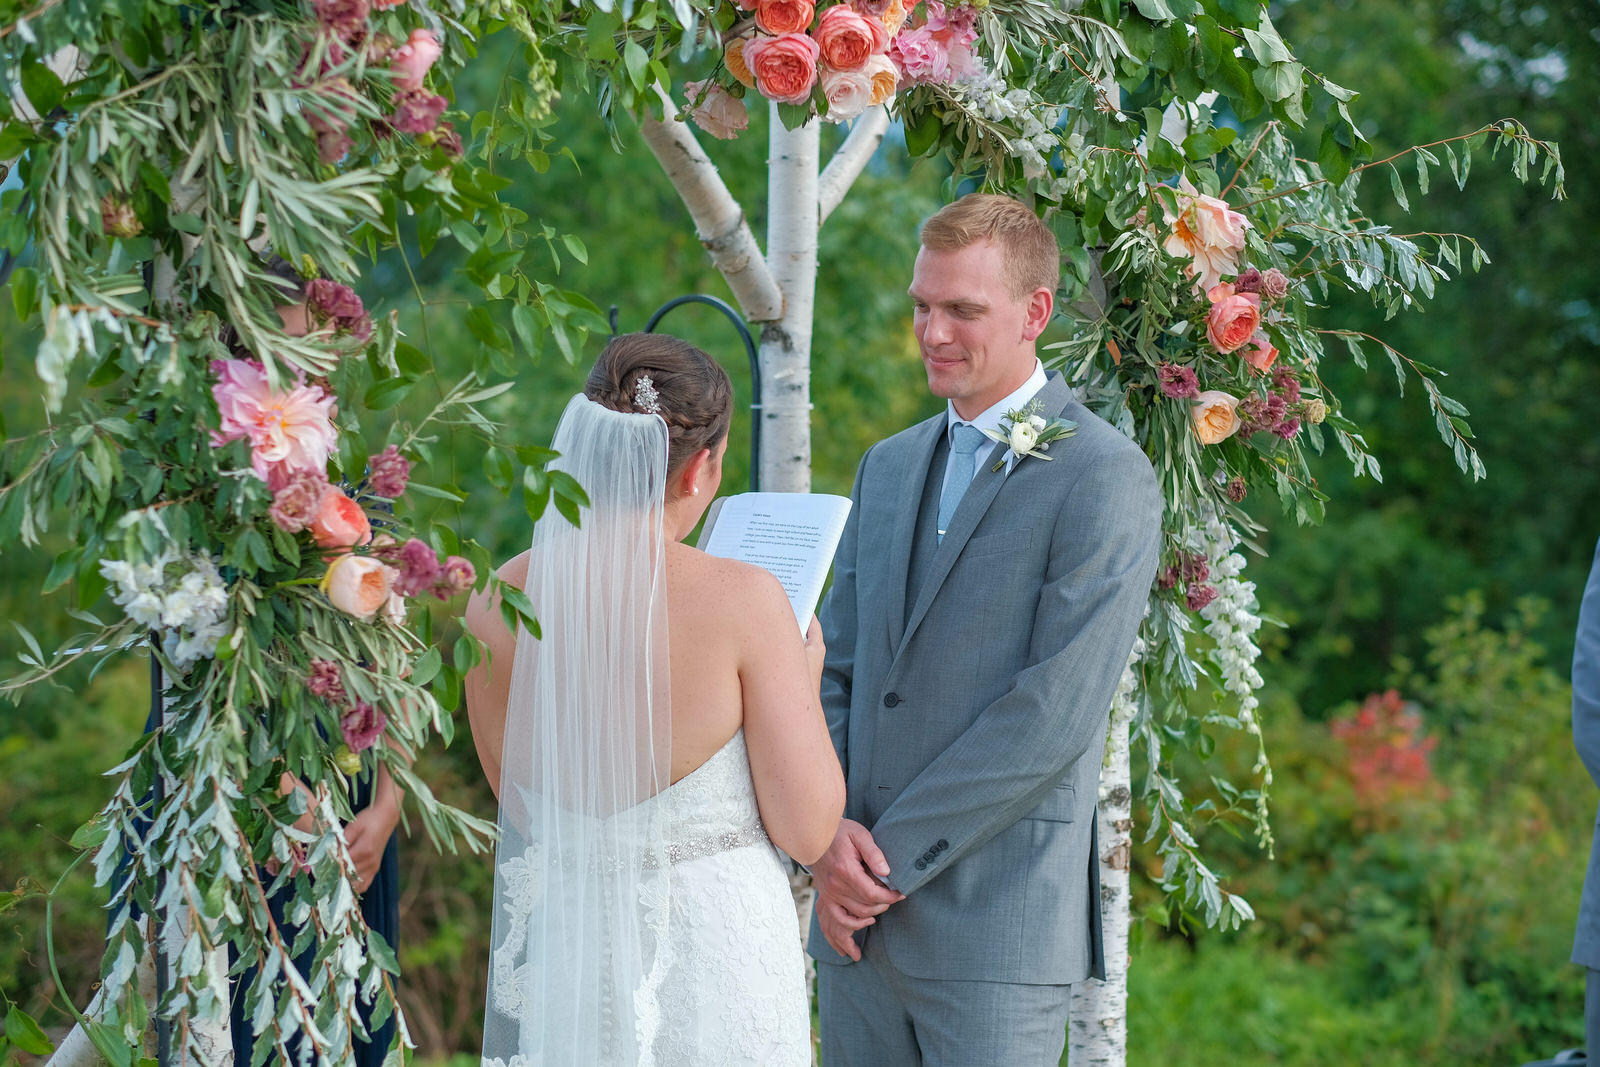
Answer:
[{"left": 1136, "top": 594, "right": 1588, "bottom": 1062}]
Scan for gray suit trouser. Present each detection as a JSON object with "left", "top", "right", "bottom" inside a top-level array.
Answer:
[{"left": 817, "top": 933, "right": 1070, "bottom": 1066}]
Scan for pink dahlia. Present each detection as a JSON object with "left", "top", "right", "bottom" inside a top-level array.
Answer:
[{"left": 212, "top": 358, "right": 338, "bottom": 489}]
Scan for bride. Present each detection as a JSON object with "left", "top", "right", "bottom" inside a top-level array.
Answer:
[{"left": 464, "top": 332, "right": 845, "bottom": 1065}]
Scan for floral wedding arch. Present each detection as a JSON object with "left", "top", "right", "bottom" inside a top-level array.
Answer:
[{"left": 0, "top": 0, "right": 1561, "bottom": 1064}]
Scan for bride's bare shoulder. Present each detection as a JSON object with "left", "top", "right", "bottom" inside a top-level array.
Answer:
[
  {"left": 667, "top": 543, "right": 788, "bottom": 617},
  {"left": 464, "top": 550, "right": 531, "bottom": 641}
]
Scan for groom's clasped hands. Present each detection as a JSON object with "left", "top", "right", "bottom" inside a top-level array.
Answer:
[{"left": 811, "top": 819, "right": 905, "bottom": 961}]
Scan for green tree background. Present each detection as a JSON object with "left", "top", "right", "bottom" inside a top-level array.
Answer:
[{"left": 3, "top": 0, "right": 1598, "bottom": 1062}]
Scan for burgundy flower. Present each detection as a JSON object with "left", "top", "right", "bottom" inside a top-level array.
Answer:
[
  {"left": 432, "top": 121, "right": 464, "bottom": 159},
  {"left": 1272, "top": 366, "right": 1301, "bottom": 404},
  {"left": 1233, "top": 267, "right": 1262, "bottom": 295},
  {"left": 307, "top": 658, "right": 349, "bottom": 706},
  {"left": 316, "top": 127, "right": 353, "bottom": 164},
  {"left": 1179, "top": 551, "right": 1209, "bottom": 584},
  {"left": 368, "top": 445, "right": 410, "bottom": 498},
  {"left": 315, "top": 0, "right": 369, "bottom": 41},
  {"left": 1272, "top": 417, "right": 1302, "bottom": 441},
  {"left": 1225, "top": 476, "right": 1247, "bottom": 503},
  {"left": 1157, "top": 564, "right": 1179, "bottom": 590},
  {"left": 1186, "top": 584, "right": 1219, "bottom": 612},
  {"left": 393, "top": 537, "right": 442, "bottom": 597},
  {"left": 305, "top": 278, "right": 372, "bottom": 340},
  {"left": 270, "top": 470, "right": 332, "bottom": 533},
  {"left": 340, "top": 700, "right": 388, "bottom": 752},
  {"left": 1237, "top": 394, "right": 1270, "bottom": 437},
  {"left": 391, "top": 89, "right": 447, "bottom": 135},
  {"left": 100, "top": 196, "right": 141, "bottom": 238},
  {"left": 1157, "top": 363, "right": 1200, "bottom": 400}
]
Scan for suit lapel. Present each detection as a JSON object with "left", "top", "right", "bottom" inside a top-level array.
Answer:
[
  {"left": 884, "top": 413, "right": 946, "bottom": 655},
  {"left": 894, "top": 372, "right": 1076, "bottom": 663}
]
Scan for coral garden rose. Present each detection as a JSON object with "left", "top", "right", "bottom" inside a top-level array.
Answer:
[
  {"left": 1240, "top": 333, "right": 1279, "bottom": 373},
  {"left": 211, "top": 358, "right": 338, "bottom": 490},
  {"left": 309, "top": 486, "right": 372, "bottom": 548},
  {"left": 389, "top": 28, "right": 441, "bottom": 91},
  {"left": 820, "top": 66, "right": 874, "bottom": 122},
  {"left": 1191, "top": 390, "right": 1242, "bottom": 445},
  {"left": 755, "top": 0, "right": 816, "bottom": 36},
  {"left": 1205, "top": 287, "right": 1261, "bottom": 354},
  {"left": 320, "top": 554, "right": 396, "bottom": 619},
  {"left": 1162, "top": 177, "right": 1249, "bottom": 292},
  {"left": 815, "top": 5, "right": 885, "bottom": 71},
  {"left": 862, "top": 53, "right": 898, "bottom": 105},
  {"left": 743, "top": 33, "right": 821, "bottom": 105},
  {"left": 684, "top": 80, "right": 749, "bottom": 140},
  {"left": 724, "top": 37, "right": 757, "bottom": 88}
]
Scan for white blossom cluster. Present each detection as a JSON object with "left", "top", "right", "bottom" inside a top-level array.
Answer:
[
  {"left": 949, "top": 69, "right": 1084, "bottom": 193},
  {"left": 1189, "top": 506, "right": 1268, "bottom": 779},
  {"left": 101, "top": 552, "right": 231, "bottom": 670}
]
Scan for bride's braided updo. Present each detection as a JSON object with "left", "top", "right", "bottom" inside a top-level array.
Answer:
[{"left": 585, "top": 332, "right": 734, "bottom": 485}]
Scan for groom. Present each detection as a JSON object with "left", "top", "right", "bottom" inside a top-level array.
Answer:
[{"left": 810, "top": 193, "right": 1162, "bottom": 1064}]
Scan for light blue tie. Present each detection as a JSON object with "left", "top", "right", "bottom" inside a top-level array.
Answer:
[{"left": 937, "top": 422, "right": 987, "bottom": 544}]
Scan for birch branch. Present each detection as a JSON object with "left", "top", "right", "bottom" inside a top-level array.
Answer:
[
  {"left": 636, "top": 85, "right": 783, "bottom": 322},
  {"left": 817, "top": 106, "right": 890, "bottom": 226},
  {"left": 45, "top": 921, "right": 158, "bottom": 1067}
]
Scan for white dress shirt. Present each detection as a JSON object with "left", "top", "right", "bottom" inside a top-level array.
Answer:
[{"left": 939, "top": 360, "right": 1049, "bottom": 510}]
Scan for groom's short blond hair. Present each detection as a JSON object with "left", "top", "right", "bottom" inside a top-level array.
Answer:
[{"left": 919, "top": 194, "right": 1059, "bottom": 301}]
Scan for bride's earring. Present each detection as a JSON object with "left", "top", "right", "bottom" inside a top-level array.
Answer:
[{"left": 692, "top": 486, "right": 700, "bottom": 496}]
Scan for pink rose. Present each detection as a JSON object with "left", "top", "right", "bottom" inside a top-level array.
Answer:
[
  {"left": 389, "top": 28, "right": 441, "bottom": 91},
  {"left": 860, "top": 53, "right": 898, "bottom": 105},
  {"left": 309, "top": 486, "right": 372, "bottom": 548},
  {"left": 1205, "top": 285, "right": 1262, "bottom": 354},
  {"left": 888, "top": 27, "right": 951, "bottom": 86},
  {"left": 815, "top": 6, "right": 884, "bottom": 71},
  {"left": 1162, "top": 177, "right": 1249, "bottom": 292},
  {"left": 755, "top": 0, "right": 816, "bottom": 35},
  {"left": 743, "top": 33, "right": 821, "bottom": 105},
  {"left": 320, "top": 555, "right": 396, "bottom": 619},
  {"left": 391, "top": 88, "right": 447, "bottom": 134},
  {"left": 1240, "top": 333, "right": 1279, "bottom": 373},
  {"left": 1191, "top": 390, "right": 1242, "bottom": 445},
  {"left": 819, "top": 66, "right": 874, "bottom": 122},
  {"left": 211, "top": 358, "right": 338, "bottom": 489},
  {"left": 684, "top": 80, "right": 749, "bottom": 140}
]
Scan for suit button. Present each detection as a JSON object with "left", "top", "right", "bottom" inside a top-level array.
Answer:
[
  {"left": 914, "top": 858, "right": 928, "bottom": 871},
  {"left": 936, "top": 839, "right": 948, "bottom": 850},
  {"left": 883, "top": 692, "right": 900, "bottom": 707}
]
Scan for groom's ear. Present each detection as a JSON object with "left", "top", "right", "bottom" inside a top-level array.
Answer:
[{"left": 1021, "top": 286, "right": 1054, "bottom": 341}]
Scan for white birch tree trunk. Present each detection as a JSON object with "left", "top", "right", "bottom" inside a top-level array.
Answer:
[
  {"left": 1067, "top": 637, "right": 1142, "bottom": 1065},
  {"left": 758, "top": 108, "right": 820, "bottom": 493}
]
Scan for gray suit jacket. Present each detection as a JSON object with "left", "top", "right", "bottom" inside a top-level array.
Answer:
[
  {"left": 1572, "top": 538, "right": 1600, "bottom": 968},
  {"left": 809, "top": 372, "right": 1161, "bottom": 985}
]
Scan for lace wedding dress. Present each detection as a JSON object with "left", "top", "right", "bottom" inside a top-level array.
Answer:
[
  {"left": 647, "top": 729, "right": 811, "bottom": 1064},
  {"left": 485, "top": 729, "right": 811, "bottom": 1067}
]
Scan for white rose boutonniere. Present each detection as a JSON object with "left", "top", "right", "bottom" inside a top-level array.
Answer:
[{"left": 983, "top": 401, "right": 1076, "bottom": 472}]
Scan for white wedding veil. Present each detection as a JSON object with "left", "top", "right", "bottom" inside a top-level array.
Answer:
[{"left": 482, "top": 394, "right": 673, "bottom": 1067}]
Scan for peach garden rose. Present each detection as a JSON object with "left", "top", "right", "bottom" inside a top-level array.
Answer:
[
  {"left": 309, "top": 485, "right": 372, "bottom": 548},
  {"left": 1192, "top": 390, "right": 1242, "bottom": 445},
  {"left": 815, "top": 5, "right": 885, "bottom": 71},
  {"left": 862, "top": 53, "right": 898, "bottom": 105},
  {"left": 1163, "top": 177, "right": 1249, "bottom": 292},
  {"left": 1205, "top": 283, "right": 1261, "bottom": 354},
  {"left": 743, "top": 32, "right": 821, "bottom": 105},
  {"left": 755, "top": 0, "right": 816, "bottom": 37},
  {"left": 320, "top": 554, "right": 396, "bottom": 619},
  {"left": 684, "top": 80, "right": 749, "bottom": 140},
  {"left": 724, "top": 37, "right": 756, "bottom": 88},
  {"left": 1239, "top": 332, "right": 1279, "bottom": 373}
]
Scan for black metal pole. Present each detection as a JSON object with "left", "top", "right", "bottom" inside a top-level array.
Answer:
[{"left": 610, "top": 297, "right": 763, "bottom": 492}]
